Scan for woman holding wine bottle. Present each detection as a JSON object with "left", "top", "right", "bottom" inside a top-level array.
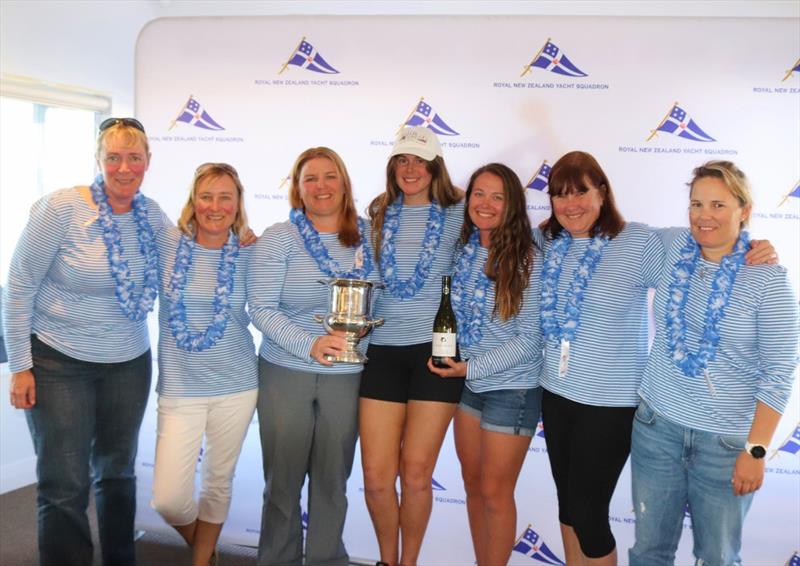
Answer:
[
  {"left": 427, "top": 163, "right": 542, "bottom": 566},
  {"left": 359, "top": 126, "right": 464, "bottom": 566}
]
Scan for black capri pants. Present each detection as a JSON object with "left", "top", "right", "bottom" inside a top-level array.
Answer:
[{"left": 541, "top": 388, "right": 636, "bottom": 558}]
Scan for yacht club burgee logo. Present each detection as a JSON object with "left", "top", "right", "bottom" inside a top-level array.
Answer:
[
  {"left": 752, "top": 56, "right": 799, "bottom": 93},
  {"left": 494, "top": 38, "right": 608, "bottom": 91},
  {"left": 279, "top": 37, "right": 339, "bottom": 74},
  {"left": 782, "top": 58, "right": 800, "bottom": 81},
  {"left": 647, "top": 102, "right": 715, "bottom": 143},
  {"left": 513, "top": 525, "right": 565, "bottom": 565},
  {"left": 526, "top": 161, "right": 551, "bottom": 192},
  {"left": 170, "top": 96, "right": 225, "bottom": 131},
  {"left": 521, "top": 39, "right": 587, "bottom": 78},
  {"left": 401, "top": 97, "right": 459, "bottom": 136}
]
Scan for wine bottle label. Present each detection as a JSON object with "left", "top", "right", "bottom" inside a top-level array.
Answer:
[{"left": 432, "top": 332, "right": 457, "bottom": 357}]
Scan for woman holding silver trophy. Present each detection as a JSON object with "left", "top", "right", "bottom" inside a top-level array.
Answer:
[{"left": 248, "top": 147, "right": 380, "bottom": 566}]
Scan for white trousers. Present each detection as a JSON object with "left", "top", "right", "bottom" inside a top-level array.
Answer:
[{"left": 151, "top": 388, "right": 257, "bottom": 526}]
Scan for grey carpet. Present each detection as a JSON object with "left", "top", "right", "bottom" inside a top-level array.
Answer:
[{"left": 0, "top": 483, "right": 258, "bottom": 565}]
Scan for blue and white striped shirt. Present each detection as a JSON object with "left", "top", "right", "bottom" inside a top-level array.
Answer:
[
  {"left": 372, "top": 200, "right": 465, "bottom": 345},
  {"left": 639, "top": 230, "right": 799, "bottom": 436},
  {"left": 3, "top": 187, "right": 168, "bottom": 372},
  {"left": 463, "top": 246, "right": 543, "bottom": 393},
  {"left": 247, "top": 219, "right": 380, "bottom": 374},
  {"left": 538, "top": 223, "right": 665, "bottom": 407},
  {"left": 155, "top": 227, "right": 257, "bottom": 397}
]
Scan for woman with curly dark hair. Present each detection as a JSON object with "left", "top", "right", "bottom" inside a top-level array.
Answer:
[{"left": 428, "top": 162, "right": 542, "bottom": 566}]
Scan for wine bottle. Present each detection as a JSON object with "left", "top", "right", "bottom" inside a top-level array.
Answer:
[{"left": 432, "top": 275, "right": 459, "bottom": 368}]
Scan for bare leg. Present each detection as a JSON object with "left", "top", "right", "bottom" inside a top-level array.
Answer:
[
  {"left": 560, "top": 524, "right": 584, "bottom": 566},
  {"left": 360, "top": 398, "right": 406, "bottom": 565},
  {"left": 398, "top": 400, "right": 457, "bottom": 566},
  {"left": 192, "top": 520, "right": 223, "bottom": 566},
  {"left": 454, "top": 408, "right": 486, "bottom": 564},
  {"left": 479, "top": 429, "right": 531, "bottom": 566}
]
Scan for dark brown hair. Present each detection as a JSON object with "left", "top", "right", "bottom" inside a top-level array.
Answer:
[
  {"left": 540, "top": 151, "right": 625, "bottom": 240},
  {"left": 368, "top": 155, "right": 462, "bottom": 258},
  {"left": 460, "top": 163, "right": 534, "bottom": 321}
]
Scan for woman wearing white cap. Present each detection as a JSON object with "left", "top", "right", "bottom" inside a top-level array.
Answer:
[{"left": 359, "top": 126, "right": 464, "bottom": 565}]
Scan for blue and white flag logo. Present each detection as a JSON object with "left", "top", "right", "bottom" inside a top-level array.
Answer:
[
  {"left": 526, "top": 161, "right": 551, "bottom": 192},
  {"left": 787, "top": 550, "right": 800, "bottom": 566},
  {"left": 170, "top": 96, "right": 225, "bottom": 131},
  {"left": 778, "top": 182, "right": 800, "bottom": 208},
  {"left": 535, "top": 417, "right": 546, "bottom": 439},
  {"left": 782, "top": 57, "right": 800, "bottom": 81},
  {"left": 513, "top": 525, "right": 565, "bottom": 565},
  {"left": 301, "top": 510, "right": 308, "bottom": 530},
  {"left": 280, "top": 37, "right": 339, "bottom": 75},
  {"left": 772, "top": 423, "right": 800, "bottom": 456},
  {"left": 402, "top": 97, "right": 459, "bottom": 136},
  {"left": 647, "top": 102, "right": 715, "bottom": 143},
  {"left": 522, "top": 38, "right": 588, "bottom": 78},
  {"left": 431, "top": 478, "right": 446, "bottom": 491}
]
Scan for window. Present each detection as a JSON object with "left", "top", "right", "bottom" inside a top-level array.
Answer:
[{"left": 0, "top": 76, "right": 110, "bottom": 282}]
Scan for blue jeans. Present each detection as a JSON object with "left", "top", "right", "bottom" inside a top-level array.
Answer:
[
  {"left": 26, "top": 336, "right": 151, "bottom": 566},
  {"left": 459, "top": 386, "right": 542, "bottom": 436},
  {"left": 628, "top": 401, "right": 753, "bottom": 566}
]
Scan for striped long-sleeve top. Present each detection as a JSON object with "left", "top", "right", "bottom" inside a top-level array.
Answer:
[
  {"left": 639, "top": 229, "right": 799, "bottom": 436},
  {"left": 538, "top": 222, "right": 665, "bottom": 407},
  {"left": 461, "top": 245, "right": 543, "bottom": 393},
  {"left": 371, "top": 200, "right": 464, "bottom": 345},
  {"left": 155, "top": 227, "right": 257, "bottom": 397},
  {"left": 247, "top": 219, "right": 380, "bottom": 374},
  {"left": 2, "top": 186, "right": 168, "bottom": 372}
]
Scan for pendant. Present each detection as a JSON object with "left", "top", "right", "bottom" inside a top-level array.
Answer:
[{"left": 559, "top": 339, "right": 570, "bottom": 378}]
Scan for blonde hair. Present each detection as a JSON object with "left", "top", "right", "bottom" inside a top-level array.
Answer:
[
  {"left": 689, "top": 160, "right": 753, "bottom": 227},
  {"left": 96, "top": 124, "right": 150, "bottom": 159},
  {"left": 289, "top": 147, "right": 360, "bottom": 247},
  {"left": 178, "top": 163, "right": 250, "bottom": 239}
]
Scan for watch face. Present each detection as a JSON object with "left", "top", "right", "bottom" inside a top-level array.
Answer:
[{"left": 749, "top": 445, "right": 767, "bottom": 459}]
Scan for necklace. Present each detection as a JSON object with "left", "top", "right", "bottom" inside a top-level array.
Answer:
[
  {"left": 540, "top": 230, "right": 609, "bottom": 377},
  {"left": 665, "top": 231, "right": 749, "bottom": 394},
  {"left": 379, "top": 192, "right": 446, "bottom": 299},
  {"left": 167, "top": 233, "right": 240, "bottom": 352},
  {"left": 90, "top": 175, "right": 159, "bottom": 322},
  {"left": 290, "top": 208, "right": 373, "bottom": 279},
  {"left": 451, "top": 228, "right": 491, "bottom": 348}
]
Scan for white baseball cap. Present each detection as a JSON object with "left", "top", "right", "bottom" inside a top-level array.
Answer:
[{"left": 390, "top": 126, "right": 443, "bottom": 161}]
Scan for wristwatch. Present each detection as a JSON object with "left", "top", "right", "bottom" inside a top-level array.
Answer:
[{"left": 745, "top": 442, "right": 767, "bottom": 459}]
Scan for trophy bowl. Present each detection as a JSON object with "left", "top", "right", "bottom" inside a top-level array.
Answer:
[{"left": 314, "top": 278, "right": 384, "bottom": 363}]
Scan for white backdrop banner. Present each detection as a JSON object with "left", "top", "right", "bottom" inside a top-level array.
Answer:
[{"left": 134, "top": 15, "right": 800, "bottom": 565}]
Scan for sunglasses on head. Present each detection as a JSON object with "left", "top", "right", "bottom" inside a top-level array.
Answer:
[{"left": 99, "top": 117, "right": 146, "bottom": 134}]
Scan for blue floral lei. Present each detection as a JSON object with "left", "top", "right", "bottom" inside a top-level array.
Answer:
[
  {"left": 90, "top": 175, "right": 159, "bottom": 322},
  {"left": 665, "top": 231, "right": 749, "bottom": 378},
  {"left": 290, "top": 208, "right": 373, "bottom": 279},
  {"left": 451, "top": 228, "right": 491, "bottom": 348},
  {"left": 167, "top": 232, "right": 240, "bottom": 352},
  {"left": 379, "top": 192, "right": 446, "bottom": 299},
  {"left": 540, "top": 230, "right": 609, "bottom": 344}
]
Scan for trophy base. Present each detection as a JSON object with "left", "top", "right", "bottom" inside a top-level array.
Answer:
[{"left": 324, "top": 350, "right": 367, "bottom": 364}]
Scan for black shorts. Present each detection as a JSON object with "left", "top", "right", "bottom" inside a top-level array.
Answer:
[{"left": 359, "top": 342, "right": 464, "bottom": 404}]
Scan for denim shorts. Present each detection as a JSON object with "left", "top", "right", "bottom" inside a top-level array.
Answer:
[{"left": 459, "top": 386, "right": 542, "bottom": 436}]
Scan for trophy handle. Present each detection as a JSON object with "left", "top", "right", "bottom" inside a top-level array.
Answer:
[
  {"left": 317, "top": 279, "right": 332, "bottom": 286},
  {"left": 366, "top": 317, "right": 384, "bottom": 328},
  {"left": 314, "top": 314, "right": 324, "bottom": 323}
]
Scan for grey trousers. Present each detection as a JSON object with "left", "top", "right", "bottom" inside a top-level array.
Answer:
[{"left": 256, "top": 359, "right": 360, "bottom": 566}]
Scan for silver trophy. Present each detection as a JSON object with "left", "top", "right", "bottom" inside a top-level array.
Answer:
[{"left": 314, "top": 278, "right": 384, "bottom": 363}]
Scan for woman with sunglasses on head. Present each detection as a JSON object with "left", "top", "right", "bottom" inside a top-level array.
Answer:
[
  {"left": 150, "top": 163, "right": 257, "bottom": 566},
  {"left": 427, "top": 163, "right": 542, "bottom": 566},
  {"left": 248, "top": 147, "right": 379, "bottom": 566},
  {"left": 3, "top": 118, "right": 168, "bottom": 566},
  {"left": 359, "top": 126, "right": 464, "bottom": 566},
  {"left": 536, "top": 151, "right": 777, "bottom": 566},
  {"left": 629, "top": 161, "right": 798, "bottom": 566}
]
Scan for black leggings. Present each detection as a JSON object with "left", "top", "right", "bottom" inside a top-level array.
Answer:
[{"left": 541, "top": 389, "right": 636, "bottom": 558}]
